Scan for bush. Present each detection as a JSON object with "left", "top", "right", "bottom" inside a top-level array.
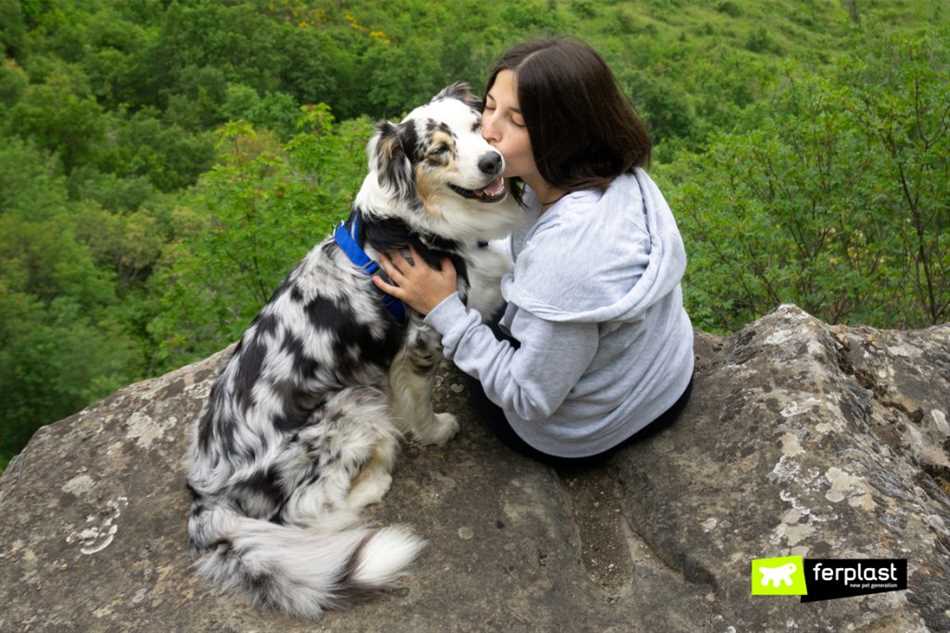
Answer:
[
  {"left": 745, "top": 27, "right": 781, "bottom": 54},
  {"left": 716, "top": 1, "right": 741, "bottom": 18}
]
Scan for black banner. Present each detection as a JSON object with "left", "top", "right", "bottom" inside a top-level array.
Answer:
[{"left": 801, "top": 558, "right": 907, "bottom": 603}]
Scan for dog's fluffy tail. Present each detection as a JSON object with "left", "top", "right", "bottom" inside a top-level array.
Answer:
[{"left": 189, "top": 503, "right": 426, "bottom": 618}]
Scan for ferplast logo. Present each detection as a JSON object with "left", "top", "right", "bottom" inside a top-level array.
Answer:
[
  {"left": 751, "top": 557, "right": 908, "bottom": 602},
  {"left": 751, "top": 556, "right": 807, "bottom": 596}
]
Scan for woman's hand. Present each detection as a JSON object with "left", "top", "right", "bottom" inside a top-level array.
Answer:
[{"left": 372, "top": 245, "right": 457, "bottom": 315}]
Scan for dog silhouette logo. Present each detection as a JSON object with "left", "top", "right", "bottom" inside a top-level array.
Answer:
[
  {"left": 751, "top": 556, "right": 807, "bottom": 595},
  {"left": 758, "top": 562, "right": 798, "bottom": 587}
]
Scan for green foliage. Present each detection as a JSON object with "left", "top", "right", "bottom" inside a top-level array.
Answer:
[
  {"left": 0, "top": 291, "right": 139, "bottom": 463},
  {"left": 500, "top": 3, "right": 563, "bottom": 32},
  {"left": 840, "top": 28, "right": 949, "bottom": 325},
  {"left": 277, "top": 25, "right": 355, "bottom": 115},
  {"left": 716, "top": 1, "right": 741, "bottom": 18},
  {"left": 146, "top": 111, "right": 374, "bottom": 371},
  {"left": 81, "top": 7, "right": 149, "bottom": 107},
  {"left": 0, "top": 58, "right": 28, "bottom": 105},
  {"left": 0, "top": 214, "right": 112, "bottom": 308},
  {"left": 68, "top": 168, "right": 157, "bottom": 212},
  {"left": 745, "top": 27, "right": 782, "bottom": 55},
  {"left": 0, "top": 0, "right": 27, "bottom": 57},
  {"left": 570, "top": 0, "right": 598, "bottom": 20},
  {"left": 92, "top": 108, "right": 216, "bottom": 192},
  {"left": 222, "top": 84, "right": 301, "bottom": 140},
  {"left": 0, "top": 145, "right": 143, "bottom": 465},
  {"left": 608, "top": 9, "right": 655, "bottom": 37},
  {"left": 618, "top": 68, "right": 696, "bottom": 144},
  {"left": 71, "top": 202, "right": 167, "bottom": 289},
  {"left": 657, "top": 28, "right": 948, "bottom": 332},
  {"left": 6, "top": 64, "right": 105, "bottom": 172},
  {"left": 0, "top": 137, "right": 67, "bottom": 219},
  {"left": 0, "top": 0, "right": 947, "bottom": 472}
]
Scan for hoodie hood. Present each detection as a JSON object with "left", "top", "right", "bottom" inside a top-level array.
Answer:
[{"left": 501, "top": 168, "right": 687, "bottom": 323}]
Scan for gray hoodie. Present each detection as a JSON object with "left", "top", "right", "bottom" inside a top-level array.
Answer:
[{"left": 424, "top": 168, "right": 694, "bottom": 458}]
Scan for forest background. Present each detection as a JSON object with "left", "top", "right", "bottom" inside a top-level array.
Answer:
[{"left": 0, "top": 0, "right": 946, "bottom": 470}]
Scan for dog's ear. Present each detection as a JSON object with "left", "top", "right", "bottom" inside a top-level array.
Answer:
[
  {"left": 370, "top": 121, "right": 416, "bottom": 201},
  {"left": 432, "top": 82, "right": 483, "bottom": 111}
]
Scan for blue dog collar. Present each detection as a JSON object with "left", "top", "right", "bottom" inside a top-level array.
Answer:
[{"left": 333, "top": 215, "right": 407, "bottom": 322}]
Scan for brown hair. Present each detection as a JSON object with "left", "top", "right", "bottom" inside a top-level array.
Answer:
[{"left": 484, "top": 37, "right": 651, "bottom": 198}]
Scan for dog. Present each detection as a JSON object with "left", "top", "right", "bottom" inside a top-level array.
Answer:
[{"left": 184, "top": 83, "right": 523, "bottom": 618}]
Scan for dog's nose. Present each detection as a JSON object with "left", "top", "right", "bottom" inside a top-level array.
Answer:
[{"left": 478, "top": 151, "right": 503, "bottom": 176}]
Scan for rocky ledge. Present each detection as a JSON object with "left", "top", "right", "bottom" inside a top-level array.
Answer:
[{"left": 1, "top": 305, "right": 948, "bottom": 632}]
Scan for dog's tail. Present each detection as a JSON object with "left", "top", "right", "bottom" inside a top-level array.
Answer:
[{"left": 188, "top": 500, "right": 426, "bottom": 618}]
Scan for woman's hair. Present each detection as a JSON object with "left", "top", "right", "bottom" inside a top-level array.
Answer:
[{"left": 484, "top": 37, "right": 651, "bottom": 196}]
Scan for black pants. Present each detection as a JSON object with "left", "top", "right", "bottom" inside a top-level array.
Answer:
[
  {"left": 466, "top": 372, "right": 693, "bottom": 471},
  {"left": 465, "top": 312, "right": 694, "bottom": 470}
]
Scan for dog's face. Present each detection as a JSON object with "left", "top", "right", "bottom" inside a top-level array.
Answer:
[{"left": 364, "top": 83, "right": 521, "bottom": 240}]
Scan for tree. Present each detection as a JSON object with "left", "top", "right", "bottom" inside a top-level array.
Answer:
[
  {"left": 6, "top": 65, "right": 105, "bottom": 173},
  {"left": 840, "top": 28, "right": 949, "bottom": 324},
  {"left": 0, "top": 213, "right": 140, "bottom": 467},
  {"left": 0, "top": 137, "right": 67, "bottom": 220},
  {"left": 0, "top": 0, "right": 26, "bottom": 57}
]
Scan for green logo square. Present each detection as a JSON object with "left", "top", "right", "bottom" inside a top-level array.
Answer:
[{"left": 751, "top": 556, "right": 808, "bottom": 595}]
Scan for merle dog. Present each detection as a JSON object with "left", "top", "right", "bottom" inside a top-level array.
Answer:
[{"left": 185, "top": 83, "right": 522, "bottom": 618}]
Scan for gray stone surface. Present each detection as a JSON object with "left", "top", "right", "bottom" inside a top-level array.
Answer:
[{"left": 1, "top": 304, "right": 948, "bottom": 632}]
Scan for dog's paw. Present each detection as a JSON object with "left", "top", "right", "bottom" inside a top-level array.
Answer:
[
  {"left": 418, "top": 412, "right": 459, "bottom": 446},
  {"left": 348, "top": 471, "right": 393, "bottom": 509}
]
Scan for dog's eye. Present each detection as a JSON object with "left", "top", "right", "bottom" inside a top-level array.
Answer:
[
  {"left": 431, "top": 144, "right": 450, "bottom": 156},
  {"left": 471, "top": 121, "right": 481, "bottom": 133}
]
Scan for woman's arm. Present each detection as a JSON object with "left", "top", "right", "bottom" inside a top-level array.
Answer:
[
  {"left": 372, "top": 246, "right": 598, "bottom": 421},
  {"left": 425, "top": 293, "right": 598, "bottom": 421}
]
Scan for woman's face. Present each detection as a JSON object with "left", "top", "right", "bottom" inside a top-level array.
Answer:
[{"left": 481, "top": 70, "right": 540, "bottom": 183}]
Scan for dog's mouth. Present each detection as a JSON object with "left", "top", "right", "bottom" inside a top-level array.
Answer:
[{"left": 448, "top": 177, "right": 506, "bottom": 203}]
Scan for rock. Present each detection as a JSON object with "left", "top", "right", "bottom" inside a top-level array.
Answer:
[{"left": 1, "top": 304, "right": 948, "bottom": 632}]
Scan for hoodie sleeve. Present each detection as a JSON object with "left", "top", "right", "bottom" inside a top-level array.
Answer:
[{"left": 424, "top": 293, "right": 598, "bottom": 422}]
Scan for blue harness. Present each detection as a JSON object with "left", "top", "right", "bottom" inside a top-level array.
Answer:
[{"left": 333, "top": 214, "right": 407, "bottom": 322}]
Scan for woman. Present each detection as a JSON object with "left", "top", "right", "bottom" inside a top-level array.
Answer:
[{"left": 372, "top": 37, "right": 694, "bottom": 468}]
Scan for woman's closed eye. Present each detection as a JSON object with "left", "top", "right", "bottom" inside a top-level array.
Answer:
[{"left": 484, "top": 104, "right": 525, "bottom": 128}]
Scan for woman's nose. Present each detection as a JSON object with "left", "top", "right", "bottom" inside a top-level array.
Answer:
[{"left": 481, "top": 113, "right": 499, "bottom": 144}]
